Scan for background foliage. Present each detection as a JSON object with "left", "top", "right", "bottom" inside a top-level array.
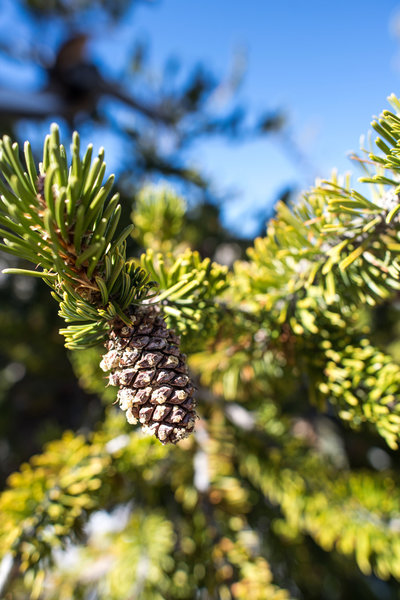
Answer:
[{"left": 1, "top": 2, "right": 400, "bottom": 599}]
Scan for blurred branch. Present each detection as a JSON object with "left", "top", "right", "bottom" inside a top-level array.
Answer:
[{"left": 0, "top": 554, "right": 19, "bottom": 599}]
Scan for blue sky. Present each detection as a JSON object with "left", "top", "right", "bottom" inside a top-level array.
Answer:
[
  {"left": 125, "top": 0, "right": 400, "bottom": 233},
  {"left": 2, "top": 0, "right": 400, "bottom": 235}
]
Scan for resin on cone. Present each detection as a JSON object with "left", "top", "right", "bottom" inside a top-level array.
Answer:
[{"left": 100, "top": 305, "right": 197, "bottom": 444}]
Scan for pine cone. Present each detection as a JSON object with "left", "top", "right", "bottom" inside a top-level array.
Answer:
[{"left": 100, "top": 305, "right": 197, "bottom": 444}]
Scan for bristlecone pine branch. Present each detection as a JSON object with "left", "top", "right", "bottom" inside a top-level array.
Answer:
[
  {"left": 101, "top": 305, "right": 197, "bottom": 444},
  {"left": 0, "top": 124, "right": 198, "bottom": 444}
]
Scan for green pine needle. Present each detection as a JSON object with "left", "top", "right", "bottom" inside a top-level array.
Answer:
[{"left": 0, "top": 124, "right": 156, "bottom": 349}]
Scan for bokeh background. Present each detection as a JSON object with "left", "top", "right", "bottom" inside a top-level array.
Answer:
[{"left": 2, "top": 1, "right": 400, "bottom": 598}]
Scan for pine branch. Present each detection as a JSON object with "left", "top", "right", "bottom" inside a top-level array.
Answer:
[
  {"left": 228, "top": 95, "right": 400, "bottom": 446},
  {"left": 132, "top": 185, "right": 187, "bottom": 253},
  {"left": 0, "top": 412, "right": 291, "bottom": 599},
  {"left": 239, "top": 437, "right": 400, "bottom": 581},
  {"left": 0, "top": 127, "right": 217, "bottom": 444},
  {"left": 140, "top": 247, "right": 228, "bottom": 350},
  {"left": 0, "top": 125, "right": 155, "bottom": 350}
]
